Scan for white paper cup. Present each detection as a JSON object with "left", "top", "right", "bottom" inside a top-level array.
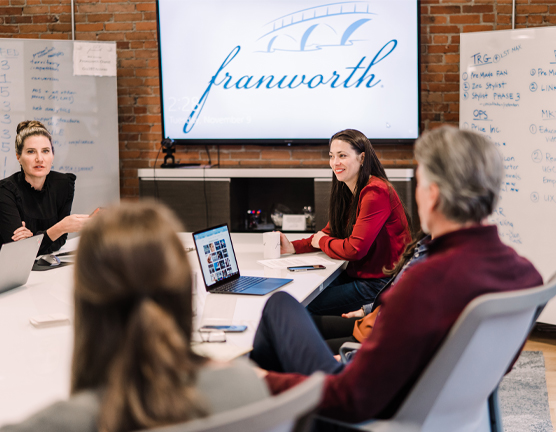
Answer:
[{"left": 263, "top": 231, "right": 281, "bottom": 259}]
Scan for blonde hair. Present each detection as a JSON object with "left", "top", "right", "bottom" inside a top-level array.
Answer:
[
  {"left": 15, "top": 120, "right": 53, "bottom": 156},
  {"left": 71, "top": 200, "right": 207, "bottom": 432}
]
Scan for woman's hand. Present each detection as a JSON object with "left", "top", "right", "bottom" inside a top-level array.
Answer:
[
  {"left": 311, "top": 231, "right": 326, "bottom": 249},
  {"left": 61, "top": 214, "right": 90, "bottom": 234},
  {"left": 279, "top": 232, "right": 295, "bottom": 254},
  {"left": 342, "top": 308, "right": 364, "bottom": 319},
  {"left": 12, "top": 221, "right": 33, "bottom": 242},
  {"left": 48, "top": 214, "right": 90, "bottom": 242}
]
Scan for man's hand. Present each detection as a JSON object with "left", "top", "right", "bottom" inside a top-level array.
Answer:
[{"left": 342, "top": 308, "right": 365, "bottom": 319}]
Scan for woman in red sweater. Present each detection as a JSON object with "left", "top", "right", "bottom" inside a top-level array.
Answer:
[{"left": 280, "top": 129, "right": 411, "bottom": 315}]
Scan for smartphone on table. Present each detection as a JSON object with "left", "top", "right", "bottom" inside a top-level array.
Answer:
[
  {"left": 199, "top": 325, "right": 248, "bottom": 332},
  {"left": 287, "top": 265, "right": 326, "bottom": 272}
]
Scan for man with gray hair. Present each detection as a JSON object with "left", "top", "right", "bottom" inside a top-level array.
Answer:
[
  {"left": 414, "top": 126, "right": 504, "bottom": 232},
  {"left": 250, "top": 126, "right": 542, "bottom": 424}
]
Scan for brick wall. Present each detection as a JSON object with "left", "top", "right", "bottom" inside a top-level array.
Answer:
[{"left": 1, "top": 0, "right": 554, "bottom": 198}]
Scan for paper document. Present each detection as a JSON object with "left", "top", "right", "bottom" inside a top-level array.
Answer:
[
  {"left": 257, "top": 256, "right": 334, "bottom": 269},
  {"left": 73, "top": 41, "right": 117, "bottom": 76}
]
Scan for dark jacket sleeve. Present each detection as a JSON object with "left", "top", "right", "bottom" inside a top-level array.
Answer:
[
  {"left": 0, "top": 184, "right": 24, "bottom": 247},
  {"left": 37, "top": 173, "right": 76, "bottom": 254}
]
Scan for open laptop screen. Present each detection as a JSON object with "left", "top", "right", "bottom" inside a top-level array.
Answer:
[{"left": 193, "top": 225, "right": 239, "bottom": 288}]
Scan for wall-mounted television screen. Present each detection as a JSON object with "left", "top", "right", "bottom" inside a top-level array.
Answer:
[{"left": 157, "top": 0, "right": 420, "bottom": 145}]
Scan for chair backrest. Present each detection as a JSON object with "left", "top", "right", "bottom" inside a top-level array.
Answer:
[
  {"left": 391, "top": 276, "right": 556, "bottom": 432},
  {"left": 143, "top": 372, "right": 325, "bottom": 432}
]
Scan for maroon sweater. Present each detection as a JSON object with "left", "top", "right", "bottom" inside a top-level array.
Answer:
[
  {"left": 292, "top": 177, "right": 411, "bottom": 279},
  {"left": 266, "top": 225, "right": 542, "bottom": 422}
]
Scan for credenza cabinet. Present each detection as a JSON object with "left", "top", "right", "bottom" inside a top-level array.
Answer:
[{"left": 138, "top": 168, "right": 416, "bottom": 234}]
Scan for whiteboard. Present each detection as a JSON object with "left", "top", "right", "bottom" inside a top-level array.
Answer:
[
  {"left": 0, "top": 39, "right": 119, "bottom": 215},
  {"left": 460, "top": 27, "right": 556, "bottom": 323}
]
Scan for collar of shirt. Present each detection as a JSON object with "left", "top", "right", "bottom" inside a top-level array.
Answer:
[{"left": 17, "top": 168, "right": 50, "bottom": 195}]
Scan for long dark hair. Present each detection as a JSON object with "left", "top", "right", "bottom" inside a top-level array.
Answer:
[
  {"left": 71, "top": 201, "right": 207, "bottom": 432},
  {"left": 328, "top": 129, "right": 388, "bottom": 238}
]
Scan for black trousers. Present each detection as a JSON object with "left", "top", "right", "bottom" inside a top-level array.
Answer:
[
  {"left": 250, "top": 291, "right": 344, "bottom": 375},
  {"left": 312, "top": 315, "right": 359, "bottom": 355},
  {"left": 250, "top": 292, "right": 362, "bottom": 432}
]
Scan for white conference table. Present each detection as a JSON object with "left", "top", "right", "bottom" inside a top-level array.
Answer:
[{"left": 0, "top": 232, "right": 345, "bottom": 426}]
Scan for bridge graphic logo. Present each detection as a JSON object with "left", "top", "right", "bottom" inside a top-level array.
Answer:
[
  {"left": 256, "top": 1, "right": 376, "bottom": 53},
  {"left": 181, "top": 1, "right": 396, "bottom": 135}
]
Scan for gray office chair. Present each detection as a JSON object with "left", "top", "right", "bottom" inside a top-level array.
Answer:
[
  {"left": 327, "top": 276, "right": 556, "bottom": 432},
  {"left": 144, "top": 372, "right": 325, "bottom": 432}
]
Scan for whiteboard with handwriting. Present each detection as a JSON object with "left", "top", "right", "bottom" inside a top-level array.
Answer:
[
  {"left": 0, "top": 39, "right": 119, "bottom": 215},
  {"left": 460, "top": 27, "right": 556, "bottom": 323}
]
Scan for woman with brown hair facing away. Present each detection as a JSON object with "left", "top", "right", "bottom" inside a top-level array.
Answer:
[
  {"left": 0, "top": 201, "right": 268, "bottom": 432},
  {"left": 0, "top": 120, "right": 89, "bottom": 255}
]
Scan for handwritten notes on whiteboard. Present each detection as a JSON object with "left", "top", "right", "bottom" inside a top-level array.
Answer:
[
  {"left": 460, "top": 26, "right": 556, "bottom": 298},
  {"left": 0, "top": 42, "right": 25, "bottom": 174},
  {"left": 0, "top": 39, "right": 119, "bottom": 214}
]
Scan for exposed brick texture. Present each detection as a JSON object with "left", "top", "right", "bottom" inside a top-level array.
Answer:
[{"left": 0, "top": 1, "right": 554, "bottom": 198}]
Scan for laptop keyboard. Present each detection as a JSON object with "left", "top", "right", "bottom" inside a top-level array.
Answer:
[{"left": 213, "top": 277, "right": 268, "bottom": 293}]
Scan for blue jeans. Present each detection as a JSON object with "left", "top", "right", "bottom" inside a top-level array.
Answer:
[{"left": 306, "top": 271, "right": 390, "bottom": 316}]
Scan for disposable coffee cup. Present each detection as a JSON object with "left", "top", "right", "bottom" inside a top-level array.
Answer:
[{"left": 263, "top": 231, "right": 281, "bottom": 259}]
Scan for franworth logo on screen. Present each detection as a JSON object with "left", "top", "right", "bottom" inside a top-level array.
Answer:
[{"left": 183, "top": 1, "right": 398, "bottom": 134}]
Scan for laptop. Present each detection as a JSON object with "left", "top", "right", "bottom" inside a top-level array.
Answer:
[
  {"left": 193, "top": 224, "right": 292, "bottom": 295},
  {"left": 0, "top": 234, "right": 44, "bottom": 294}
]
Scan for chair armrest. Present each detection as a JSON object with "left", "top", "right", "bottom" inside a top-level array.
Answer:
[{"left": 339, "top": 342, "right": 362, "bottom": 364}]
